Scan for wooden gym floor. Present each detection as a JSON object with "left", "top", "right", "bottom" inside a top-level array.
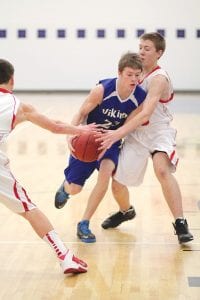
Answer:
[{"left": 0, "top": 92, "right": 199, "bottom": 300}]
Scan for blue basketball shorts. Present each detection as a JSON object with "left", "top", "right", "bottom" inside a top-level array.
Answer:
[{"left": 64, "top": 141, "right": 121, "bottom": 186}]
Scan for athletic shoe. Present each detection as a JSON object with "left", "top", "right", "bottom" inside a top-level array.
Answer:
[
  {"left": 77, "top": 220, "right": 96, "bottom": 243},
  {"left": 55, "top": 182, "right": 70, "bottom": 209},
  {"left": 59, "top": 250, "right": 88, "bottom": 274},
  {"left": 173, "top": 218, "right": 194, "bottom": 244},
  {"left": 101, "top": 206, "right": 136, "bottom": 229}
]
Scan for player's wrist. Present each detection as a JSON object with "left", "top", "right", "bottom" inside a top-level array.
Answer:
[{"left": 116, "top": 128, "right": 124, "bottom": 140}]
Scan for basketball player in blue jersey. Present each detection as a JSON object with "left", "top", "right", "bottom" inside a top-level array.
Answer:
[
  {"left": 55, "top": 52, "right": 146, "bottom": 242},
  {"left": 0, "top": 59, "right": 98, "bottom": 274},
  {"left": 98, "top": 32, "right": 193, "bottom": 244}
]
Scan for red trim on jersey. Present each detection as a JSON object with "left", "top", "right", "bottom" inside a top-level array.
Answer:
[
  {"left": 11, "top": 115, "right": 16, "bottom": 129},
  {"left": 0, "top": 88, "right": 12, "bottom": 94},
  {"left": 0, "top": 88, "right": 17, "bottom": 129},
  {"left": 138, "top": 66, "right": 161, "bottom": 84},
  {"left": 139, "top": 66, "right": 174, "bottom": 104},
  {"left": 13, "top": 181, "right": 29, "bottom": 211},
  {"left": 159, "top": 92, "right": 174, "bottom": 103},
  {"left": 11, "top": 95, "right": 18, "bottom": 129}
]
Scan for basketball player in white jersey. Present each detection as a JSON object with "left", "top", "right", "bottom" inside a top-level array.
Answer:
[
  {"left": 0, "top": 59, "right": 97, "bottom": 274},
  {"left": 99, "top": 32, "right": 193, "bottom": 244}
]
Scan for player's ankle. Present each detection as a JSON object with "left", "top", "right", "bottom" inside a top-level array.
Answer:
[{"left": 120, "top": 205, "right": 132, "bottom": 213}]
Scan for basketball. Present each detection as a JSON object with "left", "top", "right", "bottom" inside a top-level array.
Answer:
[{"left": 72, "top": 132, "right": 101, "bottom": 162}]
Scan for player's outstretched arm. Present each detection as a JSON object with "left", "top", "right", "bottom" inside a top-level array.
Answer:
[{"left": 14, "top": 102, "right": 96, "bottom": 135}]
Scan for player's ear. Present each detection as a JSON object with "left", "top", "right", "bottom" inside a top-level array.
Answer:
[{"left": 157, "top": 49, "right": 163, "bottom": 60}]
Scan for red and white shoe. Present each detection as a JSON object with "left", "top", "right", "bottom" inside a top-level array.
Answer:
[{"left": 59, "top": 250, "right": 88, "bottom": 274}]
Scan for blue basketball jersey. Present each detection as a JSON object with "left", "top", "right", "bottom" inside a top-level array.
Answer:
[{"left": 87, "top": 78, "right": 146, "bottom": 129}]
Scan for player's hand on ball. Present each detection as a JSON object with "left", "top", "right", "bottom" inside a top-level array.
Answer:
[
  {"left": 78, "top": 123, "right": 99, "bottom": 134},
  {"left": 96, "top": 130, "right": 120, "bottom": 151}
]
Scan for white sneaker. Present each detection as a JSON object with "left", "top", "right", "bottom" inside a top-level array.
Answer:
[{"left": 59, "top": 250, "right": 88, "bottom": 274}]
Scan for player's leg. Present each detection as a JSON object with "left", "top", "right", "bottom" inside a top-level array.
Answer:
[
  {"left": 0, "top": 166, "right": 87, "bottom": 274},
  {"left": 55, "top": 155, "right": 96, "bottom": 209},
  {"left": 101, "top": 179, "right": 136, "bottom": 229},
  {"left": 55, "top": 180, "right": 83, "bottom": 209},
  {"left": 21, "top": 208, "right": 87, "bottom": 273},
  {"left": 101, "top": 138, "right": 149, "bottom": 229},
  {"left": 77, "top": 142, "right": 121, "bottom": 243},
  {"left": 152, "top": 151, "right": 193, "bottom": 243},
  {"left": 77, "top": 159, "right": 115, "bottom": 243},
  {"left": 153, "top": 151, "right": 183, "bottom": 218},
  {"left": 112, "top": 179, "right": 131, "bottom": 211}
]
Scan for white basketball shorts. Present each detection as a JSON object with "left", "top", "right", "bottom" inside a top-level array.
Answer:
[
  {"left": 0, "top": 150, "right": 37, "bottom": 213},
  {"left": 114, "top": 124, "right": 178, "bottom": 186}
]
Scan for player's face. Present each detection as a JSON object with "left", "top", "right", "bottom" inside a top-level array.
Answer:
[
  {"left": 139, "top": 39, "right": 162, "bottom": 69},
  {"left": 119, "top": 67, "right": 141, "bottom": 91}
]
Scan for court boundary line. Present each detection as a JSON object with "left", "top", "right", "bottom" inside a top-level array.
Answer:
[{"left": 0, "top": 240, "right": 199, "bottom": 246}]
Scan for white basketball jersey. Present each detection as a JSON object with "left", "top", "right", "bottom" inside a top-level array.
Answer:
[
  {"left": 139, "top": 66, "right": 174, "bottom": 126},
  {"left": 0, "top": 88, "right": 36, "bottom": 213},
  {"left": 0, "top": 88, "right": 20, "bottom": 145}
]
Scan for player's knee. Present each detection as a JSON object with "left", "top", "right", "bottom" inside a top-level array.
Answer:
[
  {"left": 154, "top": 165, "right": 169, "bottom": 181},
  {"left": 19, "top": 208, "right": 38, "bottom": 220}
]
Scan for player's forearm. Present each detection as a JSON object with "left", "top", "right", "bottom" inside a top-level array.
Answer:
[
  {"left": 51, "top": 123, "right": 82, "bottom": 135},
  {"left": 25, "top": 111, "right": 78, "bottom": 135},
  {"left": 116, "top": 110, "right": 150, "bottom": 138}
]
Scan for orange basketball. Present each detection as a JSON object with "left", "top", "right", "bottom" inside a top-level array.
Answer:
[{"left": 72, "top": 132, "right": 101, "bottom": 162}]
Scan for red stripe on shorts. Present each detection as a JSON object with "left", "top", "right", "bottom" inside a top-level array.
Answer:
[{"left": 13, "top": 181, "right": 29, "bottom": 211}]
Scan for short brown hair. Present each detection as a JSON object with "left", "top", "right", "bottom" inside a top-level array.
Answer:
[
  {"left": 118, "top": 52, "right": 143, "bottom": 72},
  {"left": 140, "top": 32, "right": 166, "bottom": 52},
  {"left": 0, "top": 59, "right": 14, "bottom": 84}
]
